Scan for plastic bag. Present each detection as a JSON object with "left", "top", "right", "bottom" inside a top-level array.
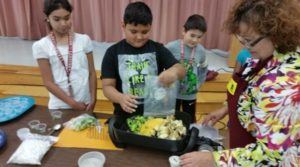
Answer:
[
  {"left": 64, "top": 114, "right": 96, "bottom": 131},
  {"left": 7, "top": 128, "right": 58, "bottom": 165},
  {"left": 143, "top": 76, "right": 177, "bottom": 117},
  {"left": 190, "top": 124, "right": 223, "bottom": 141}
]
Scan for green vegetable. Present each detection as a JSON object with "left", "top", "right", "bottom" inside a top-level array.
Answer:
[
  {"left": 74, "top": 117, "right": 96, "bottom": 131},
  {"left": 127, "top": 116, "right": 149, "bottom": 133},
  {"left": 127, "top": 115, "right": 187, "bottom": 140}
]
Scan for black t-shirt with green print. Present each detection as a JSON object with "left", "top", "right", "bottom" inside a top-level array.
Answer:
[{"left": 101, "top": 39, "right": 178, "bottom": 118}]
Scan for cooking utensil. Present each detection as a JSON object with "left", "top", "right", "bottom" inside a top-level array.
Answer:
[
  {"left": 108, "top": 111, "right": 199, "bottom": 154},
  {"left": 48, "top": 123, "right": 62, "bottom": 135}
]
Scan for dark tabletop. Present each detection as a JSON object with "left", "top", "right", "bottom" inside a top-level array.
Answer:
[{"left": 0, "top": 105, "right": 172, "bottom": 167}]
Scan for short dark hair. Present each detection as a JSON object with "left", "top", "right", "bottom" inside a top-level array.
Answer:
[
  {"left": 123, "top": 1, "right": 152, "bottom": 26},
  {"left": 184, "top": 14, "right": 207, "bottom": 33},
  {"left": 44, "top": 0, "right": 72, "bottom": 17}
]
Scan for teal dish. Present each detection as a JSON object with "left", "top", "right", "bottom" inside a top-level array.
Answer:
[{"left": 0, "top": 96, "right": 35, "bottom": 123}]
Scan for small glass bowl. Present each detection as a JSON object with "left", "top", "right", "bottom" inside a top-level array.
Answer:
[
  {"left": 36, "top": 123, "right": 47, "bottom": 134},
  {"left": 28, "top": 120, "right": 40, "bottom": 130},
  {"left": 51, "top": 110, "right": 63, "bottom": 120}
]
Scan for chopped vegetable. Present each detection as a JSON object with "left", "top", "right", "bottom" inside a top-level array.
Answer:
[
  {"left": 64, "top": 114, "right": 97, "bottom": 131},
  {"left": 139, "top": 118, "right": 165, "bottom": 136},
  {"left": 126, "top": 115, "right": 187, "bottom": 140},
  {"left": 127, "top": 116, "right": 149, "bottom": 134}
]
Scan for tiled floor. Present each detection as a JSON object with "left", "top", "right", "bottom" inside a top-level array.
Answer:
[{"left": 0, "top": 36, "right": 233, "bottom": 72}]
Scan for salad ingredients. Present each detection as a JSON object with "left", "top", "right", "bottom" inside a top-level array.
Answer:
[
  {"left": 139, "top": 118, "right": 165, "bottom": 136},
  {"left": 156, "top": 116, "right": 186, "bottom": 140},
  {"left": 64, "top": 114, "right": 96, "bottom": 131},
  {"left": 127, "top": 115, "right": 187, "bottom": 140},
  {"left": 127, "top": 116, "right": 149, "bottom": 134}
]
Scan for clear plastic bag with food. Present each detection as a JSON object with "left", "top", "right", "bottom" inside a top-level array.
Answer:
[
  {"left": 63, "top": 114, "right": 96, "bottom": 131},
  {"left": 143, "top": 76, "right": 177, "bottom": 117}
]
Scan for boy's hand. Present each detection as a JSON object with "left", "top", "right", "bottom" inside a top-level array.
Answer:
[
  {"left": 120, "top": 94, "right": 138, "bottom": 113},
  {"left": 158, "top": 63, "right": 186, "bottom": 86},
  {"left": 158, "top": 69, "right": 178, "bottom": 86}
]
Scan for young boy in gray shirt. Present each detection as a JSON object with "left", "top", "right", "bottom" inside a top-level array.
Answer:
[{"left": 166, "top": 14, "right": 208, "bottom": 122}]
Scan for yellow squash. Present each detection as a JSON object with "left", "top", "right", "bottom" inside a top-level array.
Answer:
[{"left": 139, "top": 118, "right": 165, "bottom": 137}]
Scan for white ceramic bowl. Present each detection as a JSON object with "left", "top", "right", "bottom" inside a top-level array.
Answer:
[{"left": 78, "top": 151, "right": 106, "bottom": 167}]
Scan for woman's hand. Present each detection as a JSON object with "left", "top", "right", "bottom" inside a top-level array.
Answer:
[
  {"left": 120, "top": 94, "right": 138, "bottom": 113},
  {"left": 180, "top": 151, "right": 215, "bottom": 167},
  {"left": 202, "top": 106, "right": 228, "bottom": 126}
]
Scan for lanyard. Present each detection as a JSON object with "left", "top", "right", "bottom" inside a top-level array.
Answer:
[
  {"left": 49, "top": 32, "right": 74, "bottom": 97},
  {"left": 180, "top": 40, "right": 195, "bottom": 69},
  {"left": 49, "top": 32, "right": 73, "bottom": 83}
]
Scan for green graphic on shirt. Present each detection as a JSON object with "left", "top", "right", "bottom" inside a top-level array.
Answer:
[
  {"left": 128, "top": 74, "right": 146, "bottom": 96},
  {"left": 127, "top": 61, "right": 150, "bottom": 71},
  {"left": 180, "top": 60, "right": 197, "bottom": 95},
  {"left": 126, "top": 60, "right": 150, "bottom": 96}
]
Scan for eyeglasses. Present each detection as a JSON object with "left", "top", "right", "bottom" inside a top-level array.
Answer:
[{"left": 235, "top": 35, "right": 265, "bottom": 49}]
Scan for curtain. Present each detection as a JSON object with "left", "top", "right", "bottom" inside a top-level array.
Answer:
[
  {"left": 0, "top": 0, "right": 236, "bottom": 50},
  {"left": 0, "top": 0, "right": 46, "bottom": 39}
]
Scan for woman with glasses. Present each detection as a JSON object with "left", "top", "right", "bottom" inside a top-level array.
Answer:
[{"left": 181, "top": 0, "right": 300, "bottom": 166}]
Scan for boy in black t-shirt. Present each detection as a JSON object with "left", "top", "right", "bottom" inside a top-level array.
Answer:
[{"left": 101, "top": 1, "right": 186, "bottom": 118}]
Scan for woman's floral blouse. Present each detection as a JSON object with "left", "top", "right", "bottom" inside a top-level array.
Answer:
[{"left": 213, "top": 51, "right": 300, "bottom": 166}]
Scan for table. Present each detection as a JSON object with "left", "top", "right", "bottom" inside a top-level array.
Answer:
[{"left": 0, "top": 105, "right": 228, "bottom": 167}]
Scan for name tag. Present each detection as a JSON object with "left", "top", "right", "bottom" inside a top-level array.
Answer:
[{"left": 227, "top": 78, "right": 237, "bottom": 95}]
